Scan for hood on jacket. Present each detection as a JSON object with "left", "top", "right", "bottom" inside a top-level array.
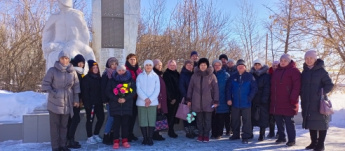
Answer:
[
  {"left": 250, "top": 65, "right": 269, "bottom": 76},
  {"left": 303, "top": 59, "right": 324, "bottom": 71},
  {"left": 194, "top": 66, "right": 214, "bottom": 76}
]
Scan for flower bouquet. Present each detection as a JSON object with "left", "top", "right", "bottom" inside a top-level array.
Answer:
[
  {"left": 113, "top": 83, "right": 133, "bottom": 98},
  {"left": 186, "top": 111, "right": 196, "bottom": 123}
]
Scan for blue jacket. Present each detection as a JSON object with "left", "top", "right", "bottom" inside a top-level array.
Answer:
[
  {"left": 214, "top": 69, "right": 230, "bottom": 113},
  {"left": 226, "top": 72, "right": 258, "bottom": 108},
  {"left": 179, "top": 66, "right": 193, "bottom": 99}
]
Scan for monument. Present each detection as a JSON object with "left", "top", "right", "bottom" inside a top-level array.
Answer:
[
  {"left": 42, "top": 0, "right": 96, "bottom": 72},
  {"left": 92, "top": 0, "right": 140, "bottom": 71}
]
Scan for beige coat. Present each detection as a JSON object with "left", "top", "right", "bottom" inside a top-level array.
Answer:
[{"left": 42, "top": 61, "right": 80, "bottom": 117}]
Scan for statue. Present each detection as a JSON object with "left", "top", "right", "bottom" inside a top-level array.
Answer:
[{"left": 42, "top": 0, "right": 96, "bottom": 72}]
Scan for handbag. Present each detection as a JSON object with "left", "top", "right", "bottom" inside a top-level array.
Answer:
[
  {"left": 155, "top": 111, "right": 169, "bottom": 131},
  {"left": 320, "top": 88, "right": 334, "bottom": 115},
  {"left": 175, "top": 97, "right": 190, "bottom": 121}
]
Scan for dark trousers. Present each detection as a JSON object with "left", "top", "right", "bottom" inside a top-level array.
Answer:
[
  {"left": 269, "top": 114, "right": 276, "bottom": 134},
  {"left": 167, "top": 102, "right": 179, "bottom": 131},
  {"left": 67, "top": 107, "right": 80, "bottom": 140},
  {"left": 196, "top": 112, "right": 212, "bottom": 137},
  {"left": 128, "top": 103, "right": 138, "bottom": 135},
  {"left": 113, "top": 115, "right": 130, "bottom": 140},
  {"left": 49, "top": 111, "right": 69, "bottom": 150},
  {"left": 85, "top": 104, "right": 105, "bottom": 137},
  {"left": 225, "top": 112, "right": 231, "bottom": 133},
  {"left": 275, "top": 115, "right": 296, "bottom": 142},
  {"left": 231, "top": 107, "right": 252, "bottom": 139},
  {"left": 212, "top": 112, "right": 229, "bottom": 137}
]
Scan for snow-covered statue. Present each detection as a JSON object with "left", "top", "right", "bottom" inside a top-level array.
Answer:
[{"left": 42, "top": 0, "right": 96, "bottom": 72}]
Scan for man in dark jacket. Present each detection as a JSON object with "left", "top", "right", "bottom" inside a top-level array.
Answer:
[{"left": 226, "top": 59, "right": 258, "bottom": 144}]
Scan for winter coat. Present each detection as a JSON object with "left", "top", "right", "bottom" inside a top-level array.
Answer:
[
  {"left": 186, "top": 67, "right": 219, "bottom": 112},
  {"left": 226, "top": 71, "right": 258, "bottom": 109},
  {"left": 42, "top": 61, "right": 80, "bottom": 117},
  {"left": 101, "top": 71, "right": 110, "bottom": 103},
  {"left": 226, "top": 66, "right": 238, "bottom": 76},
  {"left": 270, "top": 60, "right": 301, "bottom": 116},
  {"left": 125, "top": 61, "right": 142, "bottom": 82},
  {"left": 214, "top": 69, "right": 230, "bottom": 113},
  {"left": 301, "top": 59, "right": 334, "bottom": 130},
  {"left": 106, "top": 71, "right": 136, "bottom": 116},
  {"left": 154, "top": 68, "right": 168, "bottom": 114},
  {"left": 82, "top": 73, "right": 102, "bottom": 108},
  {"left": 179, "top": 66, "right": 193, "bottom": 99},
  {"left": 163, "top": 68, "right": 182, "bottom": 104},
  {"left": 136, "top": 70, "right": 160, "bottom": 107},
  {"left": 250, "top": 65, "right": 270, "bottom": 127}
]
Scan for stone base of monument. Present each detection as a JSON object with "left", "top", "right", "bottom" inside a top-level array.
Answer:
[{"left": 0, "top": 111, "right": 302, "bottom": 143}]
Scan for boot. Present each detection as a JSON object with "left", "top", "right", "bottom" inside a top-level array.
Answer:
[
  {"left": 267, "top": 117, "right": 275, "bottom": 138},
  {"left": 112, "top": 139, "right": 120, "bottom": 149},
  {"left": 188, "top": 126, "right": 196, "bottom": 138},
  {"left": 152, "top": 131, "right": 165, "bottom": 141},
  {"left": 102, "top": 134, "right": 109, "bottom": 145},
  {"left": 128, "top": 133, "right": 138, "bottom": 142},
  {"left": 122, "top": 138, "right": 131, "bottom": 148},
  {"left": 168, "top": 127, "right": 178, "bottom": 138},
  {"left": 140, "top": 127, "right": 148, "bottom": 145},
  {"left": 314, "top": 130, "right": 327, "bottom": 151},
  {"left": 305, "top": 130, "right": 318, "bottom": 150},
  {"left": 147, "top": 127, "right": 155, "bottom": 146},
  {"left": 67, "top": 138, "right": 81, "bottom": 149},
  {"left": 191, "top": 126, "right": 198, "bottom": 137},
  {"left": 184, "top": 127, "right": 194, "bottom": 139},
  {"left": 258, "top": 127, "right": 265, "bottom": 141}
]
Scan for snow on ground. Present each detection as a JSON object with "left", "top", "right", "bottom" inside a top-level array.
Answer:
[{"left": 0, "top": 90, "right": 47, "bottom": 122}]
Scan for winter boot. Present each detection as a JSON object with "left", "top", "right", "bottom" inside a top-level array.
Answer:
[
  {"left": 168, "top": 128, "right": 178, "bottom": 138},
  {"left": 314, "top": 130, "right": 327, "bottom": 151},
  {"left": 189, "top": 126, "right": 196, "bottom": 138},
  {"left": 305, "top": 130, "right": 318, "bottom": 150},
  {"left": 152, "top": 131, "right": 165, "bottom": 141},
  {"left": 191, "top": 126, "right": 199, "bottom": 137},
  {"left": 258, "top": 127, "right": 265, "bottom": 141},
  {"left": 185, "top": 127, "right": 194, "bottom": 139},
  {"left": 122, "top": 138, "right": 131, "bottom": 148},
  {"left": 147, "top": 127, "right": 155, "bottom": 146},
  {"left": 112, "top": 139, "right": 120, "bottom": 149},
  {"left": 140, "top": 127, "right": 148, "bottom": 145},
  {"left": 102, "top": 134, "right": 109, "bottom": 145},
  {"left": 67, "top": 138, "right": 81, "bottom": 149},
  {"left": 128, "top": 133, "right": 138, "bottom": 142}
]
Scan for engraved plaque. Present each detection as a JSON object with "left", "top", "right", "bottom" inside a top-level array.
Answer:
[{"left": 101, "top": 0, "right": 124, "bottom": 48}]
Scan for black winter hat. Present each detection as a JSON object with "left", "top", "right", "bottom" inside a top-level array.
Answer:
[
  {"left": 236, "top": 59, "right": 246, "bottom": 66},
  {"left": 70, "top": 54, "right": 85, "bottom": 67},
  {"left": 190, "top": 51, "right": 198, "bottom": 57},
  {"left": 198, "top": 58, "right": 209, "bottom": 68},
  {"left": 87, "top": 60, "right": 98, "bottom": 70},
  {"left": 219, "top": 54, "right": 228, "bottom": 61}
]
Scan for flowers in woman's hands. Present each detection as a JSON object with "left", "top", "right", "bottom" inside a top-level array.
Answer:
[
  {"left": 187, "top": 111, "right": 196, "bottom": 123},
  {"left": 113, "top": 88, "right": 119, "bottom": 95},
  {"left": 113, "top": 83, "right": 133, "bottom": 98}
]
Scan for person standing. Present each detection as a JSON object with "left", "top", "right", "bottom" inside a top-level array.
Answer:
[
  {"left": 270, "top": 54, "right": 301, "bottom": 146},
  {"left": 106, "top": 65, "right": 136, "bottom": 149},
  {"left": 82, "top": 60, "right": 105, "bottom": 144},
  {"left": 190, "top": 51, "right": 199, "bottom": 67},
  {"left": 42, "top": 51, "right": 80, "bottom": 151},
  {"left": 211, "top": 60, "right": 230, "bottom": 139},
  {"left": 250, "top": 59, "right": 270, "bottom": 141},
  {"left": 152, "top": 59, "right": 168, "bottom": 141},
  {"left": 101, "top": 57, "right": 118, "bottom": 145},
  {"left": 125, "top": 53, "right": 142, "bottom": 141},
  {"left": 226, "top": 59, "right": 238, "bottom": 76},
  {"left": 163, "top": 60, "right": 181, "bottom": 138},
  {"left": 136, "top": 60, "right": 160, "bottom": 146},
  {"left": 66, "top": 54, "right": 85, "bottom": 149},
  {"left": 186, "top": 58, "right": 219, "bottom": 143},
  {"left": 267, "top": 60, "right": 279, "bottom": 138},
  {"left": 219, "top": 54, "right": 229, "bottom": 71},
  {"left": 301, "top": 50, "right": 334, "bottom": 151},
  {"left": 179, "top": 60, "right": 197, "bottom": 139}
]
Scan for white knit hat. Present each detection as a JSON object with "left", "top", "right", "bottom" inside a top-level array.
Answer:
[{"left": 144, "top": 60, "right": 153, "bottom": 66}]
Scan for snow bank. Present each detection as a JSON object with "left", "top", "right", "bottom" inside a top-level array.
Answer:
[
  {"left": 328, "top": 92, "right": 345, "bottom": 127},
  {"left": 0, "top": 90, "right": 47, "bottom": 122}
]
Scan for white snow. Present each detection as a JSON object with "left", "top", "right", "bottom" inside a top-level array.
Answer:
[{"left": 0, "top": 90, "right": 47, "bottom": 122}]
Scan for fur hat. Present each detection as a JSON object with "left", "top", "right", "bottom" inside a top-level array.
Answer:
[
  {"left": 219, "top": 54, "right": 228, "bottom": 61},
  {"left": 70, "top": 54, "right": 85, "bottom": 67},
  {"left": 236, "top": 59, "right": 246, "bottom": 66},
  {"left": 198, "top": 58, "right": 209, "bottom": 68},
  {"left": 280, "top": 54, "right": 292, "bottom": 63},
  {"left": 305, "top": 50, "right": 317, "bottom": 60}
]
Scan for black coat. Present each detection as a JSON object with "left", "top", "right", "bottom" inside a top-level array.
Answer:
[
  {"left": 163, "top": 68, "right": 181, "bottom": 103},
  {"left": 106, "top": 71, "right": 136, "bottom": 116},
  {"left": 250, "top": 65, "right": 270, "bottom": 128},
  {"left": 179, "top": 66, "right": 193, "bottom": 99},
  {"left": 82, "top": 73, "right": 102, "bottom": 108},
  {"left": 301, "top": 59, "right": 334, "bottom": 130},
  {"left": 101, "top": 71, "right": 110, "bottom": 103}
]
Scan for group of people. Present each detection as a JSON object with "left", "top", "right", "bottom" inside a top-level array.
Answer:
[{"left": 42, "top": 49, "right": 333, "bottom": 151}]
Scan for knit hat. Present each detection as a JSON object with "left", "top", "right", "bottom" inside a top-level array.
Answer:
[
  {"left": 219, "top": 54, "right": 228, "bottom": 61},
  {"left": 228, "top": 59, "right": 235, "bottom": 64},
  {"left": 280, "top": 53, "right": 292, "bottom": 63},
  {"left": 184, "top": 60, "right": 193, "bottom": 66},
  {"left": 70, "top": 54, "right": 85, "bottom": 67},
  {"left": 190, "top": 51, "right": 198, "bottom": 57},
  {"left": 212, "top": 59, "right": 222, "bottom": 66},
  {"left": 198, "top": 58, "right": 209, "bottom": 68},
  {"left": 87, "top": 60, "right": 98, "bottom": 70},
  {"left": 105, "top": 57, "right": 118, "bottom": 68},
  {"left": 116, "top": 64, "right": 126, "bottom": 72},
  {"left": 144, "top": 60, "right": 153, "bottom": 66},
  {"left": 272, "top": 61, "right": 279, "bottom": 66},
  {"left": 153, "top": 59, "right": 162, "bottom": 66},
  {"left": 58, "top": 51, "right": 69, "bottom": 61},
  {"left": 253, "top": 59, "right": 264, "bottom": 66},
  {"left": 236, "top": 59, "right": 246, "bottom": 66},
  {"left": 304, "top": 50, "right": 317, "bottom": 60}
]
